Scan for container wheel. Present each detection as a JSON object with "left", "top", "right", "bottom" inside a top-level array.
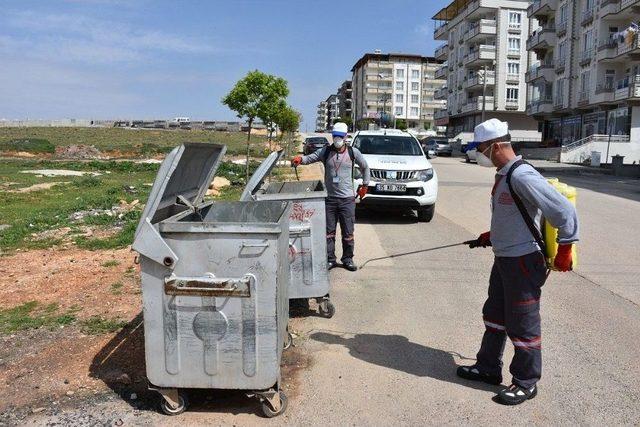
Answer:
[
  {"left": 465, "top": 155, "right": 471, "bottom": 163},
  {"left": 283, "top": 330, "right": 293, "bottom": 350},
  {"left": 159, "top": 391, "right": 188, "bottom": 416},
  {"left": 261, "top": 391, "right": 288, "bottom": 418},
  {"left": 319, "top": 300, "right": 335, "bottom": 318}
]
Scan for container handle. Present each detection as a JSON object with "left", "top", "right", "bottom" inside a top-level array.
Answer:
[
  {"left": 241, "top": 240, "right": 270, "bottom": 248},
  {"left": 164, "top": 273, "right": 254, "bottom": 297}
]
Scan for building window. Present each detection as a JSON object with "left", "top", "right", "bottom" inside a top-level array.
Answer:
[
  {"left": 411, "top": 94, "right": 419, "bottom": 103},
  {"left": 557, "top": 41, "right": 566, "bottom": 60},
  {"left": 506, "top": 87, "right": 519, "bottom": 101},
  {"left": 411, "top": 69, "right": 420, "bottom": 79},
  {"left": 508, "top": 37, "right": 521, "bottom": 52},
  {"left": 396, "top": 81, "right": 404, "bottom": 90},
  {"left": 507, "top": 62, "right": 520, "bottom": 75},
  {"left": 396, "top": 69, "right": 405, "bottom": 78},
  {"left": 411, "top": 82, "right": 419, "bottom": 91},
  {"left": 410, "top": 107, "right": 419, "bottom": 116},
  {"left": 559, "top": 3, "right": 567, "bottom": 24},
  {"left": 395, "top": 106, "right": 403, "bottom": 115},
  {"left": 396, "top": 94, "right": 404, "bottom": 102},
  {"left": 509, "top": 12, "right": 521, "bottom": 27}
]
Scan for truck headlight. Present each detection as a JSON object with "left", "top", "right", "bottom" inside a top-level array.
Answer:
[
  {"left": 417, "top": 169, "right": 434, "bottom": 182},
  {"left": 353, "top": 166, "right": 362, "bottom": 179}
]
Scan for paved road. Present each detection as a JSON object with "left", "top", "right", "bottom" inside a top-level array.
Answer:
[{"left": 30, "top": 156, "right": 640, "bottom": 425}]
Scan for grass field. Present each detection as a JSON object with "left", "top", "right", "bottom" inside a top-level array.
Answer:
[
  {"left": 0, "top": 127, "right": 271, "bottom": 157},
  {"left": 0, "top": 158, "right": 271, "bottom": 253}
]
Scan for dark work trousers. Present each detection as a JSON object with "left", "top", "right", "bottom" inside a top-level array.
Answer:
[
  {"left": 325, "top": 197, "right": 356, "bottom": 264},
  {"left": 475, "top": 250, "right": 548, "bottom": 388}
]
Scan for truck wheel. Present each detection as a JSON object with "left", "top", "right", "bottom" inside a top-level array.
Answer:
[{"left": 417, "top": 205, "right": 435, "bottom": 222}]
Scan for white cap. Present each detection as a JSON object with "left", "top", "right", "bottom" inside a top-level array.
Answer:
[
  {"left": 473, "top": 118, "right": 509, "bottom": 143},
  {"left": 332, "top": 122, "right": 348, "bottom": 137}
]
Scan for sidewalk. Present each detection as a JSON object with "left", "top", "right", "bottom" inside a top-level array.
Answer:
[{"left": 526, "top": 159, "right": 613, "bottom": 176}]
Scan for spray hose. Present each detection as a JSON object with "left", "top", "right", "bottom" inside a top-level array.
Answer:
[{"left": 359, "top": 242, "right": 467, "bottom": 269}]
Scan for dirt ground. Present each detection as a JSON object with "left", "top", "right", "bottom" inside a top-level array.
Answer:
[{"left": 0, "top": 245, "right": 308, "bottom": 426}]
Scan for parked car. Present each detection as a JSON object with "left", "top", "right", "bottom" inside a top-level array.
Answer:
[
  {"left": 434, "top": 139, "right": 453, "bottom": 156},
  {"left": 303, "top": 136, "right": 329, "bottom": 155},
  {"left": 352, "top": 129, "right": 438, "bottom": 222},
  {"left": 420, "top": 139, "right": 438, "bottom": 158},
  {"left": 465, "top": 148, "right": 477, "bottom": 163}
]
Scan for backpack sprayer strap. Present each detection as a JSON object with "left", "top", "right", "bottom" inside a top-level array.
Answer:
[{"left": 506, "top": 160, "right": 549, "bottom": 267}]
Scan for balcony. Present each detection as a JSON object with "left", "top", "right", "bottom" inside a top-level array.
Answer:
[
  {"left": 526, "top": 27, "right": 557, "bottom": 52},
  {"left": 466, "top": 0, "right": 494, "bottom": 20},
  {"left": 505, "top": 99, "right": 520, "bottom": 110},
  {"left": 526, "top": 97, "right": 554, "bottom": 115},
  {"left": 527, "top": 0, "right": 557, "bottom": 18},
  {"left": 526, "top": 62, "right": 555, "bottom": 82},
  {"left": 466, "top": 71, "right": 496, "bottom": 88},
  {"left": 506, "top": 73, "right": 520, "bottom": 83},
  {"left": 556, "top": 20, "right": 567, "bottom": 37},
  {"left": 600, "top": 0, "right": 621, "bottom": 16},
  {"left": 465, "top": 19, "right": 497, "bottom": 42},
  {"left": 579, "top": 48, "right": 595, "bottom": 66},
  {"left": 597, "top": 38, "right": 618, "bottom": 61},
  {"left": 581, "top": 8, "right": 594, "bottom": 26},
  {"left": 599, "top": 36, "right": 640, "bottom": 62},
  {"left": 592, "top": 81, "right": 615, "bottom": 103},
  {"left": 462, "top": 96, "right": 495, "bottom": 113},
  {"left": 464, "top": 45, "right": 496, "bottom": 65},
  {"left": 435, "top": 44, "right": 448, "bottom": 60},
  {"left": 434, "top": 64, "right": 448, "bottom": 80},
  {"left": 434, "top": 87, "right": 448, "bottom": 100},
  {"left": 508, "top": 23, "right": 522, "bottom": 33},
  {"left": 434, "top": 22, "right": 449, "bottom": 41},
  {"left": 614, "top": 75, "right": 640, "bottom": 101}
]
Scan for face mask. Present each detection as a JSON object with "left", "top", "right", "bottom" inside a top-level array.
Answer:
[
  {"left": 476, "top": 144, "right": 495, "bottom": 167},
  {"left": 333, "top": 137, "right": 345, "bottom": 148}
]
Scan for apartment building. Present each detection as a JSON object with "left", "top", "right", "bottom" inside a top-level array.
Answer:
[
  {"left": 432, "top": 0, "right": 540, "bottom": 140},
  {"left": 351, "top": 51, "right": 446, "bottom": 130},
  {"left": 337, "top": 80, "right": 353, "bottom": 127},
  {"left": 315, "top": 101, "right": 328, "bottom": 132},
  {"left": 326, "top": 94, "right": 340, "bottom": 128},
  {"left": 526, "top": 0, "right": 640, "bottom": 144}
]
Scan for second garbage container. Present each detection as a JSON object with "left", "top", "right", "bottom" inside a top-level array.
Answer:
[{"left": 241, "top": 150, "right": 334, "bottom": 317}]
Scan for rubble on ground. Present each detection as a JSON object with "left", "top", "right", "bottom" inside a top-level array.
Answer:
[
  {"left": 68, "top": 200, "right": 140, "bottom": 222},
  {"left": 206, "top": 176, "right": 231, "bottom": 196},
  {"left": 54, "top": 145, "right": 103, "bottom": 160},
  {"left": 21, "top": 170, "right": 101, "bottom": 178}
]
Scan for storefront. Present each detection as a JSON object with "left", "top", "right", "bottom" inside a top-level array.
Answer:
[{"left": 544, "top": 107, "right": 630, "bottom": 145}]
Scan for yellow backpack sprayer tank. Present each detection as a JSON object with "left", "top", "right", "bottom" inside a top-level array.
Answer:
[{"left": 544, "top": 179, "right": 578, "bottom": 269}]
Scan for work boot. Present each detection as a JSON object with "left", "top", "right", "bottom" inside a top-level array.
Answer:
[
  {"left": 343, "top": 261, "right": 357, "bottom": 272},
  {"left": 327, "top": 261, "right": 338, "bottom": 270},
  {"left": 456, "top": 365, "right": 502, "bottom": 385},
  {"left": 496, "top": 383, "right": 537, "bottom": 405}
]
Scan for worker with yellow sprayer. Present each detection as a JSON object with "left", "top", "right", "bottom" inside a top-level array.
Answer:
[{"left": 545, "top": 178, "right": 578, "bottom": 268}]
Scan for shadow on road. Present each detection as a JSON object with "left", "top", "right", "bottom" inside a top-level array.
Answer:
[
  {"left": 356, "top": 208, "right": 419, "bottom": 225},
  {"left": 310, "top": 332, "right": 500, "bottom": 393},
  {"left": 89, "top": 312, "right": 260, "bottom": 416}
]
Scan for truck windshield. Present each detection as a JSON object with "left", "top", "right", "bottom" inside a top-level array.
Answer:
[{"left": 353, "top": 135, "right": 423, "bottom": 156}]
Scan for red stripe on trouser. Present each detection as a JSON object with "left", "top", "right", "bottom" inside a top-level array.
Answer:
[
  {"left": 514, "top": 298, "right": 539, "bottom": 306},
  {"left": 510, "top": 335, "right": 542, "bottom": 350}
]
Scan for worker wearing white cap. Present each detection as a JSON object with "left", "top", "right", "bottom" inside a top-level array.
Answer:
[
  {"left": 457, "top": 118, "right": 579, "bottom": 405},
  {"left": 291, "top": 122, "right": 370, "bottom": 271}
]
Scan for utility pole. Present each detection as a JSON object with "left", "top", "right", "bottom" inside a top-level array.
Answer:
[{"left": 481, "top": 64, "right": 488, "bottom": 122}]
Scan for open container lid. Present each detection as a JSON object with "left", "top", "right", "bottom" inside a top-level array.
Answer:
[
  {"left": 133, "top": 143, "right": 226, "bottom": 268},
  {"left": 136, "top": 142, "right": 226, "bottom": 232},
  {"left": 240, "top": 150, "right": 283, "bottom": 201}
]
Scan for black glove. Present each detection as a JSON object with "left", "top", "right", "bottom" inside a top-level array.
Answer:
[{"left": 464, "top": 231, "right": 491, "bottom": 249}]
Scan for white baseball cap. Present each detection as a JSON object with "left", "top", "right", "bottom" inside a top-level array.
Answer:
[
  {"left": 472, "top": 118, "right": 509, "bottom": 144},
  {"left": 332, "top": 122, "right": 348, "bottom": 137}
]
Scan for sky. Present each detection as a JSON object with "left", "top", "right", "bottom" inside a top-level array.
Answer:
[{"left": 0, "top": 0, "right": 447, "bottom": 131}]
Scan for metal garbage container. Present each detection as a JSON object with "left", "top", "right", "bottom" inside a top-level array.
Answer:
[
  {"left": 241, "top": 151, "right": 334, "bottom": 317},
  {"left": 133, "top": 143, "right": 291, "bottom": 417}
]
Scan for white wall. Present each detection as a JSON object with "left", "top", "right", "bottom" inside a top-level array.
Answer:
[{"left": 561, "top": 141, "right": 640, "bottom": 164}]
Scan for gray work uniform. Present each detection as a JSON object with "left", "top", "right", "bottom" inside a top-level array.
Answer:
[
  {"left": 476, "top": 156, "right": 579, "bottom": 389},
  {"left": 301, "top": 146, "right": 370, "bottom": 263}
]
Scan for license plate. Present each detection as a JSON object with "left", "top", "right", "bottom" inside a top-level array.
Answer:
[{"left": 376, "top": 184, "right": 406, "bottom": 192}]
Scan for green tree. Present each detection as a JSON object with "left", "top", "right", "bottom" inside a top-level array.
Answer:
[
  {"left": 275, "top": 105, "right": 301, "bottom": 156},
  {"left": 222, "top": 70, "right": 289, "bottom": 180},
  {"left": 395, "top": 119, "right": 408, "bottom": 131}
]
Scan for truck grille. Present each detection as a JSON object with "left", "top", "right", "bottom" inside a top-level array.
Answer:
[{"left": 370, "top": 169, "right": 417, "bottom": 181}]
